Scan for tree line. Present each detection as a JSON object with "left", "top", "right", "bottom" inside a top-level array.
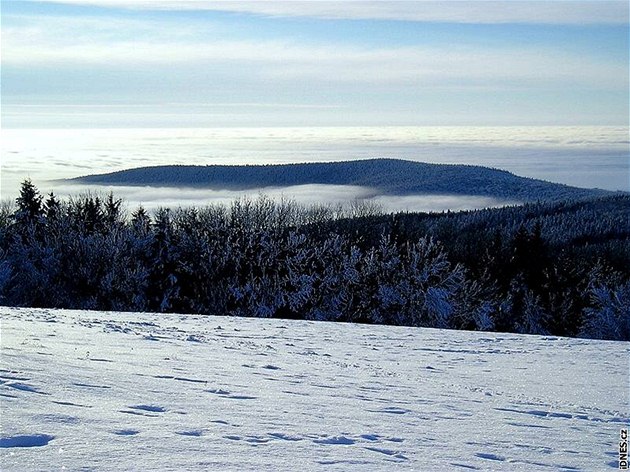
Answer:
[{"left": 0, "top": 180, "right": 628, "bottom": 340}]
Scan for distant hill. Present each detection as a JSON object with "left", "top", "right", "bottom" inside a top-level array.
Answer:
[{"left": 70, "top": 158, "right": 612, "bottom": 202}]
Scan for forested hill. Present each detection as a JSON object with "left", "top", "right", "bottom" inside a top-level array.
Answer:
[{"left": 71, "top": 159, "right": 611, "bottom": 202}]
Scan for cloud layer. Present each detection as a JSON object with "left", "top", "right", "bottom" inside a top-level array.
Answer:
[
  {"left": 3, "top": 1, "right": 628, "bottom": 127},
  {"left": 3, "top": 25, "right": 625, "bottom": 90}
]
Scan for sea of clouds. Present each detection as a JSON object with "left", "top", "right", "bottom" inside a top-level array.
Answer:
[{"left": 2, "top": 126, "right": 627, "bottom": 212}]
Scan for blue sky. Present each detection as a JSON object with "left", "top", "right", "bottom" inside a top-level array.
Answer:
[{"left": 2, "top": 0, "right": 628, "bottom": 127}]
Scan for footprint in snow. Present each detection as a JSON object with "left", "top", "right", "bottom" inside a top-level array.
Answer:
[
  {"left": 205, "top": 388, "right": 256, "bottom": 400},
  {"left": 475, "top": 452, "right": 506, "bottom": 461},
  {"left": 371, "top": 406, "right": 410, "bottom": 415},
  {"left": 175, "top": 430, "right": 203, "bottom": 437},
  {"left": 4, "top": 382, "right": 49, "bottom": 395},
  {"left": 205, "top": 388, "right": 231, "bottom": 396},
  {"left": 0, "top": 372, "right": 31, "bottom": 382},
  {"left": 313, "top": 436, "right": 356, "bottom": 445},
  {"left": 360, "top": 434, "right": 403, "bottom": 443},
  {"left": 129, "top": 405, "right": 167, "bottom": 413},
  {"left": 450, "top": 462, "right": 480, "bottom": 470},
  {"left": 73, "top": 382, "right": 111, "bottom": 389},
  {"left": 120, "top": 405, "right": 167, "bottom": 416},
  {"left": 0, "top": 434, "right": 55, "bottom": 448},
  {"left": 245, "top": 436, "right": 271, "bottom": 444},
  {"left": 113, "top": 429, "right": 140, "bottom": 436},
  {"left": 364, "top": 446, "right": 408, "bottom": 460},
  {"left": 173, "top": 377, "right": 207, "bottom": 384},
  {"left": 268, "top": 432, "right": 303, "bottom": 442}
]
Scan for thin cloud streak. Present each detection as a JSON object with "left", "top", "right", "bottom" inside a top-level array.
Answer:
[
  {"left": 28, "top": 0, "right": 630, "bottom": 25},
  {"left": 3, "top": 32, "right": 625, "bottom": 90},
  {"left": 7, "top": 103, "right": 344, "bottom": 109}
]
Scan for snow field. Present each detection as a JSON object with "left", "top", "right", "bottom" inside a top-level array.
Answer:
[{"left": 1, "top": 307, "right": 628, "bottom": 471}]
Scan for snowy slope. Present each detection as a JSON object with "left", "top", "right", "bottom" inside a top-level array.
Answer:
[{"left": 1, "top": 307, "right": 628, "bottom": 471}]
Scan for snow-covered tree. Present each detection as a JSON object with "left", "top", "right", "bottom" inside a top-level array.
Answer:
[
  {"left": 580, "top": 281, "right": 630, "bottom": 341},
  {"left": 516, "top": 290, "right": 549, "bottom": 335}
]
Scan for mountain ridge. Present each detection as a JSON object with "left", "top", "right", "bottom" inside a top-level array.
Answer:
[{"left": 69, "top": 158, "right": 613, "bottom": 202}]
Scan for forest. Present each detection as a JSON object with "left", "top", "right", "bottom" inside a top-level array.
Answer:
[{"left": 1, "top": 180, "right": 628, "bottom": 340}]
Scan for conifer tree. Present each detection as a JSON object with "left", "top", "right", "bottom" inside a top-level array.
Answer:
[
  {"left": 44, "top": 192, "right": 61, "bottom": 221},
  {"left": 15, "top": 179, "right": 43, "bottom": 222}
]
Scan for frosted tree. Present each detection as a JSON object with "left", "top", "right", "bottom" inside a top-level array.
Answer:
[
  {"left": 452, "top": 276, "right": 498, "bottom": 331},
  {"left": 399, "top": 238, "right": 464, "bottom": 328},
  {"left": 303, "top": 236, "right": 361, "bottom": 322},
  {"left": 516, "top": 290, "right": 549, "bottom": 335},
  {"left": 148, "top": 208, "right": 180, "bottom": 312},
  {"left": 228, "top": 228, "right": 284, "bottom": 318},
  {"left": 281, "top": 232, "right": 316, "bottom": 317},
  {"left": 580, "top": 281, "right": 630, "bottom": 341}
]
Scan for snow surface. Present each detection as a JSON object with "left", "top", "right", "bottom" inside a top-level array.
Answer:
[{"left": 1, "top": 307, "right": 628, "bottom": 471}]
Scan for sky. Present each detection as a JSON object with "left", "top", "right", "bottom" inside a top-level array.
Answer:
[{"left": 1, "top": 0, "right": 628, "bottom": 128}]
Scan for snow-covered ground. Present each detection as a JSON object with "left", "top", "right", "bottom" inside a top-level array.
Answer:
[{"left": 1, "top": 307, "right": 628, "bottom": 471}]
